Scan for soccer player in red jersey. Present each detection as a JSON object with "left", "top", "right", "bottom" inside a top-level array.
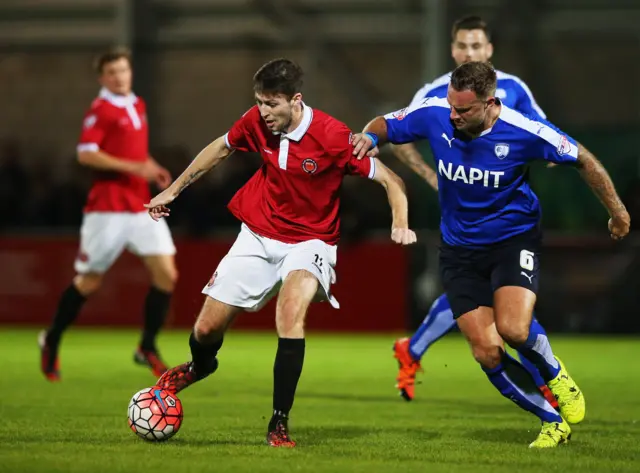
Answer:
[
  {"left": 39, "top": 48, "right": 177, "bottom": 381},
  {"left": 145, "top": 58, "right": 416, "bottom": 447}
]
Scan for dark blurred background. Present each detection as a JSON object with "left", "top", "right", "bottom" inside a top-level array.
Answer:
[{"left": 1, "top": 0, "right": 640, "bottom": 333}]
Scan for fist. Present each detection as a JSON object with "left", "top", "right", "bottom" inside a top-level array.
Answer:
[
  {"left": 391, "top": 228, "right": 417, "bottom": 245},
  {"left": 608, "top": 211, "right": 631, "bottom": 241}
]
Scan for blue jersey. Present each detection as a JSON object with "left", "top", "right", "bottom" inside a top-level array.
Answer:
[
  {"left": 384, "top": 97, "right": 578, "bottom": 247},
  {"left": 410, "top": 70, "right": 546, "bottom": 120}
]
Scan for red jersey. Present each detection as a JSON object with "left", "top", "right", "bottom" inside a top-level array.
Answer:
[
  {"left": 77, "top": 88, "right": 150, "bottom": 213},
  {"left": 224, "top": 104, "right": 375, "bottom": 245}
]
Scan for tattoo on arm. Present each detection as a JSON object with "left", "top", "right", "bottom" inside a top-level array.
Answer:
[
  {"left": 393, "top": 144, "right": 438, "bottom": 190},
  {"left": 574, "top": 143, "right": 626, "bottom": 216},
  {"left": 177, "top": 169, "right": 206, "bottom": 194}
]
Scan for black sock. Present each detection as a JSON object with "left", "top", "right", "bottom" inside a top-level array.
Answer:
[
  {"left": 140, "top": 286, "right": 172, "bottom": 351},
  {"left": 270, "top": 338, "right": 305, "bottom": 431},
  {"left": 189, "top": 331, "right": 222, "bottom": 380},
  {"left": 47, "top": 284, "right": 87, "bottom": 347}
]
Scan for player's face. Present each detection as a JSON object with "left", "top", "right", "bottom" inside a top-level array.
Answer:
[
  {"left": 255, "top": 92, "right": 303, "bottom": 133},
  {"left": 447, "top": 86, "right": 496, "bottom": 133},
  {"left": 99, "top": 58, "right": 133, "bottom": 95},
  {"left": 451, "top": 29, "right": 493, "bottom": 65}
]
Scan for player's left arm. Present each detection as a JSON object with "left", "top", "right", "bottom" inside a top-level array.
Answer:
[
  {"left": 535, "top": 123, "right": 630, "bottom": 239},
  {"left": 370, "top": 158, "right": 417, "bottom": 245},
  {"left": 339, "top": 123, "right": 416, "bottom": 245},
  {"left": 572, "top": 143, "right": 630, "bottom": 240}
]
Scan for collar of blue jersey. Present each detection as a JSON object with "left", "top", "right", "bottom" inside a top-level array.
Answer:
[
  {"left": 276, "top": 102, "right": 313, "bottom": 142},
  {"left": 98, "top": 87, "right": 138, "bottom": 108}
]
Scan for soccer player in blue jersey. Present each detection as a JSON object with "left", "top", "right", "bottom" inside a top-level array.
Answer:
[
  {"left": 389, "top": 16, "right": 556, "bottom": 404},
  {"left": 353, "top": 61, "right": 630, "bottom": 447}
]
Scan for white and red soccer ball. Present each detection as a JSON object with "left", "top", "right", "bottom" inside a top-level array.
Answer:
[{"left": 128, "top": 387, "right": 183, "bottom": 441}]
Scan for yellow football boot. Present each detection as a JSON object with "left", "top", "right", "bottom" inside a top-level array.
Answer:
[
  {"left": 548, "top": 357, "right": 586, "bottom": 424},
  {"left": 529, "top": 418, "right": 571, "bottom": 448}
]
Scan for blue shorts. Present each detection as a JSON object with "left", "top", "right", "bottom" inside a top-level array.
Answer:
[{"left": 439, "top": 228, "right": 541, "bottom": 318}]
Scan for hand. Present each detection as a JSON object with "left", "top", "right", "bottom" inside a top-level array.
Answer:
[
  {"left": 351, "top": 133, "right": 379, "bottom": 160},
  {"left": 546, "top": 162, "right": 558, "bottom": 168},
  {"left": 130, "top": 160, "right": 160, "bottom": 182},
  {"left": 144, "top": 189, "right": 177, "bottom": 221},
  {"left": 391, "top": 227, "right": 417, "bottom": 245},
  {"left": 154, "top": 166, "right": 172, "bottom": 190},
  {"left": 608, "top": 211, "right": 630, "bottom": 240}
]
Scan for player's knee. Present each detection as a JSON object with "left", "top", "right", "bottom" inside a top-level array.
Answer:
[
  {"left": 276, "top": 296, "right": 306, "bottom": 338},
  {"left": 73, "top": 273, "right": 103, "bottom": 296},
  {"left": 152, "top": 265, "right": 178, "bottom": 293},
  {"left": 471, "top": 344, "right": 502, "bottom": 369},
  {"left": 193, "top": 316, "right": 223, "bottom": 342},
  {"left": 495, "top": 319, "right": 530, "bottom": 347},
  {"left": 193, "top": 298, "right": 234, "bottom": 342}
]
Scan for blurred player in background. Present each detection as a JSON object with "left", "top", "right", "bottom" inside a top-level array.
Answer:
[
  {"left": 39, "top": 48, "right": 177, "bottom": 381},
  {"left": 144, "top": 58, "right": 416, "bottom": 447},
  {"left": 390, "top": 15, "right": 555, "bottom": 404},
  {"left": 354, "top": 61, "right": 629, "bottom": 447}
]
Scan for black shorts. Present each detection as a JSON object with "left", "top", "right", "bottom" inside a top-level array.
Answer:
[{"left": 439, "top": 227, "right": 541, "bottom": 318}]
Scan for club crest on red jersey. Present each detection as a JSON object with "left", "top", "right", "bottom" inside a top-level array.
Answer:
[
  {"left": 302, "top": 158, "right": 318, "bottom": 174},
  {"left": 207, "top": 271, "right": 218, "bottom": 287},
  {"left": 83, "top": 115, "right": 97, "bottom": 129}
]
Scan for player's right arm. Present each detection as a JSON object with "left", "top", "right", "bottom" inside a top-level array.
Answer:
[
  {"left": 145, "top": 107, "right": 255, "bottom": 220},
  {"left": 145, "top": 136, "right": 233, "bottom": 220},
  {"left": 77, "top": 149, "right": 137, "bottom": 173},
  {"left": 352, "top": 101, "right": 434, "bottom": 160},
  {"left": 77, "top": 108, "right": 151, "bottom": 177}
]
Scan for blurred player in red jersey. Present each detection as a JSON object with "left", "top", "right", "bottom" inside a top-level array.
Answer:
[
  {"left": 39, "top": 48, "right": 177, "bottom": 381},
  {"left": 145, "top": 58, "right": 416, "bottom": 447}
]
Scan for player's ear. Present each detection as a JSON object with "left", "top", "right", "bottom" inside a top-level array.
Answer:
[
  {"left": 486, "top": 42, "right": 494, "bottom": 60},
  {"left": 291, "top": 93, "right": 303, "bottom": 106}
]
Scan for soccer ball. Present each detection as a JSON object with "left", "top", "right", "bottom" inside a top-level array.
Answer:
[{"left": 127, "top": 387, "right": 183, "bottom": 441}]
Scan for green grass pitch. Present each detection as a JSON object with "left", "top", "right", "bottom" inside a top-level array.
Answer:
[{"left": 1, "top": 329, "right": 639, "bottom": 473}]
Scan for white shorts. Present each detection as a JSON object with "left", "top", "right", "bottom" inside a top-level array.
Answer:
[
  {"left": 203, "top": 224, "right": 339, "bottom": 311},
  {"left": 75, "top": 212, "right": 176, "bottom": 274}
]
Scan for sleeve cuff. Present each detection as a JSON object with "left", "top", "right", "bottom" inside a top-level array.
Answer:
[
  {"left": 77, "top": 143, "right": 99, "bottom": 152},
  {"left": 368, "top": 157, "right": 376, "bottom": 179},
  {"left": 224, "top": 133, "right": 233, "bottom": 150}
]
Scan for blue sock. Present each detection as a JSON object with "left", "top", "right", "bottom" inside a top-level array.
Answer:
[
  {"left": 516, "top": 318, "right": 561, "bottom": 382},
  {"left": 483, "top": 352, "right": 561, "bottom": 423},
  {"left": 516, "top": 315, "right": 546, "bottom": 387},
  {"left": 408, "top": 294, "right": 457, "bottom": 360}
]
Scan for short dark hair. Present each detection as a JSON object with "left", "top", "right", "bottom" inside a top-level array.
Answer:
[
  {"left": 253, "top": 58, "right": 303, "bottom": 98},
  {"left": 94, "top": 47, "right": 132, "bottom": 74},
  {"left": 451, "top": 15, "right": 492, "bottom": 42},
  {"left": 450, "top": 61, "right": 497, "bottom": 99}
]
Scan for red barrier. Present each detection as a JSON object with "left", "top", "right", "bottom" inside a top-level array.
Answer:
[{"left": 0, "top": 237, "right": 407, "bottom": 332}]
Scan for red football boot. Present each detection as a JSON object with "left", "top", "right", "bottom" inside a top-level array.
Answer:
[
  {"left": 38, "top": 330, "right": 61, "bottom": 382},
  {"left": 393, "top": 337, "right": 423, "bottom": 401}
]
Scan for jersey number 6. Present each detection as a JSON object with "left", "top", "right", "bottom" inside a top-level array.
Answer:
[{"left": 519, "top": 250, "right": 535, "bottom": 272}]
